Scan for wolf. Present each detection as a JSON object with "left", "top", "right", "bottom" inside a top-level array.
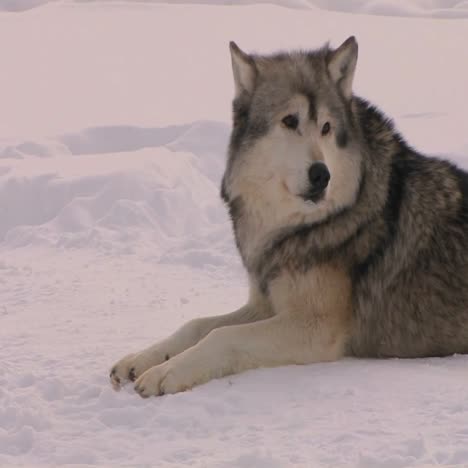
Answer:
[{"left": 110, "top": 37, "right": 468, "bottom": 397}]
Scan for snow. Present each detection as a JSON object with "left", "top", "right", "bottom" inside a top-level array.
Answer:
[
  {"left": 3, "top": 0, "right": 468, "bottom": 18},
  {"left": 1, "top": 1, "right": 468, "bottom": 467}
]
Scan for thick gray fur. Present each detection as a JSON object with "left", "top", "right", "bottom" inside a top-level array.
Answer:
[
  {"left": 222, "top": 38, "right": 468, "bottom": 358},
  {"left": 110, "top": 37, "right": 468, "bottom": 398}
]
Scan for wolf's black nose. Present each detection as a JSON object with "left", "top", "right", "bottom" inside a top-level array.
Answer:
[{"left": 308, "top": 162, "right": 330, "bottom": 190}]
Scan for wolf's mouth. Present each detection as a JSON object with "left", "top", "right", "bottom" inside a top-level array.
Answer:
[{"left": 301, "top": 189, "right": 326, "bottom": 204}]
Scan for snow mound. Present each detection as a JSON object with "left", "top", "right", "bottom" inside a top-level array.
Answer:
[
  {"left": 0, "top": 123, "right": 231, "bottom": 260},
  {"left": 57, "top": 121, "right": 231, "bottom": 182},
  {"left": 0, "top": 139, "right": 71, "bottom": 159},
  {"left": 2, "top": 0, "right": 468, "bottom": 19},
  {"left": 0, "top": 0, "right": 52, "bottom": 12},
  {"left": 307, "top": 0, "right": 468, "bottom": 18},
  {"left": 59, "top": 124, "right": 191, "bottom": 156},
  {"left": 168, "top": 121, "right": 230, "bottom": 183}
]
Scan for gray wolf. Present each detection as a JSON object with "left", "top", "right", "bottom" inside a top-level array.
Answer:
[{"left": 110, "top": 37, "right": 468, "bottom": 397}]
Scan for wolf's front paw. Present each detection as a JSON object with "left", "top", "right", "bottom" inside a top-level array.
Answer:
[
  {"left": 109, "top": 349, "right": 167, "bottom": 389},
  {"left": 109, "top": 352, "right": 139, "bottom": 388},
  {"left": 134, "top": 361, "right": 191, "bottom": 397}
]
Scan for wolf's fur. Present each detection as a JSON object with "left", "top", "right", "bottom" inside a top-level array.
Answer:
[{"left": 110, "top": 37, "right": 468, "bottom": 397}]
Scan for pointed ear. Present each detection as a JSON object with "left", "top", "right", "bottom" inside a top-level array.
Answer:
[
  {"left": 229, "top": 41, "right": 257, "bottom": 98},
  {"left": 327, "top": 36, "right": 358, "bottom": 100}
]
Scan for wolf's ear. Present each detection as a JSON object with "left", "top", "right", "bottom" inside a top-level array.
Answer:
[
  {"left": 229, "top": 41, "right": 257, "bottom": 98},
  {"left": 327, "top": 36, "right": 358, "bottom": 100}
]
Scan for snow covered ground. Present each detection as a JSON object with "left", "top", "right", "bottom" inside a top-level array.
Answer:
[{"left": 1, "top": 1, "right": 468, "bottom": 467}]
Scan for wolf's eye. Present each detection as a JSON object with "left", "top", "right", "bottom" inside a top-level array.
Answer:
[
  {"left": 282, "top": 114, "right": 299, "bottom": 130},
  {"left": 321, "top": 122, "right": 331, "bottom": 136}
]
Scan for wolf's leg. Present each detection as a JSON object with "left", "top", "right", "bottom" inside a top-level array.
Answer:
[
  {"left": 133, "top": 313, "right": 344, "bottom": 397},
  {"left": 134, "top": 265, "right": 352, "bottom": 396},
  {"left": 109, "top": 288, "right": 271, "bottom": 387}
]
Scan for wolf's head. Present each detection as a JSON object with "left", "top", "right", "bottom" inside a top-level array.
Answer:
[{"left": 222, "top": 38, "right": 364, "bottom": 252}]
